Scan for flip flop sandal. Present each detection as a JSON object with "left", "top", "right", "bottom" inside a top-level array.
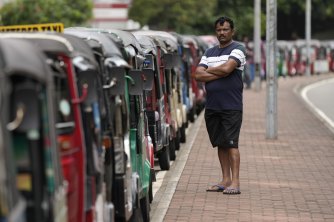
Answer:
[
  {"left": 223, "top": 187, "right": 241, "bottom": 195},
  {"left": 206, "top": 184, "right": 225, "bottom": 192}
]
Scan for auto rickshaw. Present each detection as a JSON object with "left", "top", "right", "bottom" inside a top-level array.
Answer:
[
  {"left": 181, "top": 35, "right": 204, "bottom": 121},
  {"left": 133, "top": 30, "right": 186, "bottom": 163},
  {"left": 149, "top": 31, "right": 185, "bottom": 149},
  {"left": 132, "top": 32, "right": 182, "bottom": 161},
  {"left": 0, "top": 32, "right": 108, "bottom": 222},
  {"left": 65, "top": 28, "right": 153, "bottom": 222},
  {"left": 170, "top": 33, "right": 198, "bottom": 124},
  {"left": 101, "top": 29, "right": 153, "bottom": 222},
  {"left": 0, "top": 38, "right": 67, "bottom": 222}
]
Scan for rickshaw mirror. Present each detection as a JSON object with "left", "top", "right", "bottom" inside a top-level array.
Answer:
[
  {"left": 142, "top": 69, "right": 154, "bottom": 90},
  {"left": 127, "top": 70, "right": 143, "bottom": 95},
  {"left": 59, "top": 99, "right": 71, "bottom": 117},
  {"left": 104, "top": 66, "right": 126, "bottom": 96},
  {"left": 144, "top": 54, "right": 155, "bottom": 70},
  {"left": 9, "top": 86, "right": 39, "bottom": 132},
  {"left": 163, "top": 53, "right": 174, "bottom": 69}
]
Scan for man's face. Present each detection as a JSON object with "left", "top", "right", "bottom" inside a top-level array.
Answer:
[{"left": 215, "top": 22, "right": 234, "bottom": 45}]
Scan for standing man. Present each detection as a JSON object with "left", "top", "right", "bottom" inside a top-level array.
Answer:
[{"left": 195, "top": 16, "right": 246, "bottom": 195}]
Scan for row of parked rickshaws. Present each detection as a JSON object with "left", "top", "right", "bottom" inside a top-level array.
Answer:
[
  {"left": 275, "top": 39, "right": 334, "bottom": 77},
  {"left": 0, "top": 28, "right": 209, "bottom": 222}
]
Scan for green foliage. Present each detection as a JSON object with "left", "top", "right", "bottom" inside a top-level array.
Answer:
[
  {"left": 128, "top": 0, "right": 261, "bottom": 38},
  {"left": 276, "top": 0, "right": 334, "bottom": 39},
  {"left": 0, "top": 0, "right": 93, "bottom": 27},
  {"left": 129, "top": 0, "right": 334, "bottom": 39},
  {"left": 129, "top": 0, "right": 217, "bottom": 35}
]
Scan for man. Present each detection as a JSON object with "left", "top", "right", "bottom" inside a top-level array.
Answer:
[{"left": 194, "top": 16, "right": 246, "bottom": 195}]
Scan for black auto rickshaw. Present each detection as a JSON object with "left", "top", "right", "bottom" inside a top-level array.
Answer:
[{"left": 0, "top": 37, "right": 67, "bottom": 222}]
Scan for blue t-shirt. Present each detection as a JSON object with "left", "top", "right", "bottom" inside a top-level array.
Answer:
[{"left": 198, "top": 41, "right": 246, "bottom": 111}]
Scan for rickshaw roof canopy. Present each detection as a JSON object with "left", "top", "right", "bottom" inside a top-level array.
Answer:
[
  {"left": 0, "top": 38, "right": 51, "bottom": 82},
  {"left": 64, "top": 29, "right": 123, "bottom": 58},
  {"left": 105, "top": 29, "right": 143, "bottom": 53},
  {"left": 133, "top": 30, "right": 178, "bottom": 52},
  {"left": 132, "top": 34, "right": 157, "bottom": 55}
]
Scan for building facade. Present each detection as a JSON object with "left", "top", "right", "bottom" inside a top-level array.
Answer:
[{"left": 92, "top": 0, "right": 139, "bottom": 29}]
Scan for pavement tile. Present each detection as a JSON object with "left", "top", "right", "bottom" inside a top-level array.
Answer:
[{"left": 151, "top": 74, "right": 334, "bottom": 221}]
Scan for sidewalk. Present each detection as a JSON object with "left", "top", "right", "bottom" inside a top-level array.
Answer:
[{"left": 151, "top": 73, "right": 334, "bottom": 222}]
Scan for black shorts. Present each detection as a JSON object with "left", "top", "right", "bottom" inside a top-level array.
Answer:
[{"left": 204, "top": 109, "right": 242, "bottom": 148}]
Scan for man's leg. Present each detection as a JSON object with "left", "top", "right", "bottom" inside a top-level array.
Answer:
[
  {"left": 218, "top": 146, "right": 232, "bottom": 187},
  {"left": 227, "top": 147, "right": 240, "bottom": 188}
]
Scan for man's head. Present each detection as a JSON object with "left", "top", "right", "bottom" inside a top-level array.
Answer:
[{"left": 214, "top": 16, "right": 235, "bottom": 47}]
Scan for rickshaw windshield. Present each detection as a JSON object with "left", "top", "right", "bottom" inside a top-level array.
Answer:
[
  {"left": 43, "top": 53, "right": 75, "bottom": 135},
  {"left": 54, "top": 74, "right": 75, "bottom": 135},
  {"left": 317, "top": 47, "right": 327, "bottom": 59}
]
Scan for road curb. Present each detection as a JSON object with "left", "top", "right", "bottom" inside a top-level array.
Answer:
[{"left": 150, "top": 112, "right": 204, "bottom": 222}]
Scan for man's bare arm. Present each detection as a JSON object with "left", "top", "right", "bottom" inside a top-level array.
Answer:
[
  {"left": 194, "top": 66, "right": 222, "bottom": 82},
  {"left": 206, "top": 58, "right": 238, "bottom": 77}
]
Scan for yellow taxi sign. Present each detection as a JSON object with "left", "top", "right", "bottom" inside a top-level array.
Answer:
[{"left": 0, "top": 23, "right": 64, "bottom": 33}]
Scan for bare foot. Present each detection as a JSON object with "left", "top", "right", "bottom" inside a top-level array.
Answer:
[{"left": 218, "top": 180, "right": 231, "bottom": 188}]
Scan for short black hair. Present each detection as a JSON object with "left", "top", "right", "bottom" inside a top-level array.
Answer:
[{"left": 214, "top": 16, "right": 234, "bottom": 30}]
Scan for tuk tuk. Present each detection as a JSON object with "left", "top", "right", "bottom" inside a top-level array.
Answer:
[
  {"left": 325, "top": 40, "right": 334, "bottom": 72},
  {"left": 65, "top": 28, "right": 153, "bottom": 222},
  {"left": 100, "top": 29, "right": 153, "bottom": 222},
  {"left": 181, "top": 35, "right": 203, "bottom": 121},
  {"left": 277, "top": 40, "right": 290, "bottom": 77},
  {"left": 314, "top": 40, "right": 330, "bottom": 74},
  {"left": 0, "top": 32, "right": 108, "bottom": 222},
  {"left": 133, "top": 30, "right": 186, "bottom": 163},
  {"left": 149, "top": 31, "right": 185, "bottom": 147},
  {"left": 0, "top": 38, "right": 67, "bottom": 222},
  {"left": 132, "top": 32, "right": 182, "bottom": 161},
  {"left": 294, "top": 39, "right": 319, "bottom": 75},
  {"left": 188, "top": 35, "right": 207, "bottom": 114},
  {"left": 56, "top": 33, "right": 108, "bottom": 222},
  {"left": 286, "top": 41, "right": 299, "bottom": 76},
  {"left": 198, "top": 35, "right": 219, "bottom": 48},
  {"left": 170, "top": 33, "right": 198, "bottom": 123}
]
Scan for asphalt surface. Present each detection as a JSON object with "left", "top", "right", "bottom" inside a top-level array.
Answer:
[
  {"left": 301, "top": 78, "right": 334, "bottom": 131},
  {"left": 150, "top": 73, "right": 334, "bottom": 222}
]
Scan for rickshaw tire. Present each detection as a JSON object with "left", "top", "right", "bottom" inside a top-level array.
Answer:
[
  {"left": 169, "top": 138, "right": 176, "bottom": 161},
  {"left": 149, "top": 177, "right": 153, "bottom": 203},
  {"left": 188, "top": 107, "right": 195, "bottom": 122},
  {"left": 158, "top": 146, "right": 170, "bottom": 171},
  {"left": 180, "top": 124, "right": 186, "bottom": 143},
  {"left": 129, "top": 205, "right": 143, "bottom": 222},
  {"left": 140, "top": 195, "right": 150, "bottom": 222},
  {"left": 175, "top": 131, "right": 180, "bottom": 150}
]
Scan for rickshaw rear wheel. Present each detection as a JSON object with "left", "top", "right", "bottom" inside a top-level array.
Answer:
[
  {"left": 158, "top": 146, "right": 170, "bottom": 170},
  {"left": 149, "top": 176, "right": 153, "bottom": 203},
  {"left": 169, "top": 138, "right": 176, "bottom": 161},
  {"left": 175, "top": 131, "right": 180, "bottom": 150},
  {"left": 140, "top": 194, "right": 150, "bottom": 222},
  {"left": 180, "top": 124, "right": 186, "bottom": 143}
]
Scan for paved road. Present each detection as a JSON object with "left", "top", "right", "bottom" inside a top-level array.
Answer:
[
  {"left": 301, "top": 77, "right": 334, "bottom": 131},
  {"left": 151, "top": 73, "right": 334, "bottom": 222}
]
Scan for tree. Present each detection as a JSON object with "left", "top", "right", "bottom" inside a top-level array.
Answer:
[
  {"left": 0, "top": 0, "right": 93, "bottom": 27},
  {"left": 129, "top": 0, "right": 334, "bottom": 40},
  {"left": 276, "top": 0, "right": 334, "bottom": 39},
  {"left": 129, "top": 0, "right": 217, "bottom": 34},
  {"left": 214, "top": 0, "right": 259, "bottom": 40}
]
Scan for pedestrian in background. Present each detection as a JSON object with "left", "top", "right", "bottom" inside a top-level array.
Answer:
[
  {"left": 243, "top": 35, "right": 254, "bottom": 89},
  {"left": 194, "top": 16, "right": 246, "bottom": 194}
]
